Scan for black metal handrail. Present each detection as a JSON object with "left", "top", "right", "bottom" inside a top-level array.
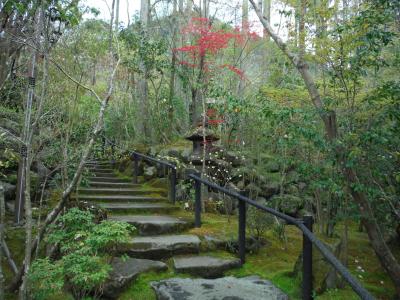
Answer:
[
  {"left": 189, "top": 173, "right": 374, "bottom": 300},
  {"left": 131, "top": 151, "right": 177, "bottom": 204},
  {"left": 98, "top": 137, "right": 373, "bottom": 299}
]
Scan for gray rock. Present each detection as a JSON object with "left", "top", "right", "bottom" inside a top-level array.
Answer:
[
  {"left": 265, "top": 161, "right": 280, "bottom": 173},
  {"left": 262, "top": 182, "right": 280, "bottom": 198},
  {"left": 151, "top": 276, "right": 288, "bottom": 300},
  {"left": 270, "top": 194, "right": 304, "bottom": 217},
  {"left": 125, "top": 234, "right": 201, "bottom": 259},
  {"left": 225, "top": 151, "right": 243, "bottom": 167},
  {"left": 103, "top": 257, "right": 167, "bottom": 299},
  {"left": 144, "top": 166, "right": 157, "bottom": 180},
  {"left": 0, "top": 181, "right": 16, "bottom": 201},
  {"left": 203, "top": 235, "right": 227, "bottom": 250},
  {"left": 173, "top": 256, "right": 241, "bottom": 278},
  {"left": 6, "top": 202, "right": 15, "bottom": 213}
]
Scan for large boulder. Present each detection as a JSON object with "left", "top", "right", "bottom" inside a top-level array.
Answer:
[
  {"left": 102, "top": 257, "right": 167, "bottom": 299},
  {"left": 151, "top": 276, "right": 288, "bottom": 300}
]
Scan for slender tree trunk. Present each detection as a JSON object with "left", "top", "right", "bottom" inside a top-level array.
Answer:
[
  {"left": 8, "top": 6, "right": 120, "bottom": 293},
  {"left": 263, "top": 0, "right": 271, "bottom": 39},
  {"left": 298, "top": 0, "right": 306, "bottom": 58},
  {"left": 249, "top": 0, "right": 400, "bottom": 296},
  {"left": 0, "top": 185, "right": 5, "bottom": 300},
  {"left": 115, "top": 0, "right": 120, "bottom": 30},
  {"left": 19, "top": 4, "right": 44, "bottom": 298},
  {"left": 138, "top": 0, "right": 150, "bottom": 140},
  {"left": 168, "top": 0, "right": 178, "bottom": 131}
]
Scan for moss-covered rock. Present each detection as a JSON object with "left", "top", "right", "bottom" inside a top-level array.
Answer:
[{"left": 270, "top": 194, "right": 304, "bottom": 217}]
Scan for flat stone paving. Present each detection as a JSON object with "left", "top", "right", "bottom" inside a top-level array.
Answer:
[{"left": 151, "top": 276, "right": 289, "bottom": 300}]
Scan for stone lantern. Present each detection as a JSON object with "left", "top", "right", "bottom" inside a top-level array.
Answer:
[{"left": 185, "top": 118, "right": 220, "bottom": 160}]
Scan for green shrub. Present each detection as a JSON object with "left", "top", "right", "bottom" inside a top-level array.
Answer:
[{"left": 29, "top": 208, "right": 135, "bottom": 299}]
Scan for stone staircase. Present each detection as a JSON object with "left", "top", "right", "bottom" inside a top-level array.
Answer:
[{"left": 77, "top": 160, "right": 288, "bottom": 300}]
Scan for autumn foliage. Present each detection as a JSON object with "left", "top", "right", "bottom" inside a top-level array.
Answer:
[{"left": 175, "top": 18, "right": 259, "bottom": 79}]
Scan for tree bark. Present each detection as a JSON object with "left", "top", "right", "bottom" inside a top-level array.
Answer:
[
  {"left": 138, "top": 0, "right": 150, "bottom": 140},
  {"left": 8, "top": 6, "right": 120, "bottom": 292},
  {"left": 0, "top": 186, "right": 5, "bottom": 300},
  {"left": 168, "top": 0, "right": 178, "bottom": 130},
  {"left": 249, "top": 0, "right": 400, "bottom": 296},
  {"left": 263, "top": 0, "right": 271, "bottom": 39}
]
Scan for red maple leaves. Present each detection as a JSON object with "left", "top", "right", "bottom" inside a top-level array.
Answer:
[{"left": 175, "top": 18, "right": 259, "bottom": 79}]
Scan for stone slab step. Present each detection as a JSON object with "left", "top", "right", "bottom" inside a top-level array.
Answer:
[
  {"left": 173, "top": 256, "right": 241, "bottom": 278},
  {"left": 86, "top": 162, "right": 113, "bottom": 167},
  {"left": 77, "top": 188, "right": 163, "bottom": 196},
  {"left": 87, "top": 168, "right": 114, "bottom": 172},
  {"left": 89, "top": 182, "right": 140, "bottom": 188},
  {"left": 102, "top": 257, "right": 167, "bottom": 298},
  {"left": 88, "top": 177, "right": 132, "bottom": 183},
  {"left": 109, "top": 215, "right": 191, "bottom": 236},
  {"left": 97, "top": 202, "right": 178, "bottom": 213},
  {"left": 151, "top": 276, "right": 289, "bottom": 300},
  {"left": 90, "top": 172, "right": 117, "bottom": 177},
  {"left": 73, "top": 194, "right": 166, "bottom": 202},
  {"left": 123, "top": 234, "right": 200, "bottom": 259}
]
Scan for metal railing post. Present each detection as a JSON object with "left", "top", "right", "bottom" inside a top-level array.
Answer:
[
  {"left": 302, "top": 215, "right": 314, "bottom": 300},
  {"left": 194, "top": 179, "right": 201, "bottom": 228},
  {"left": 133, "top": 153, "right": 139, "bottom": 184},
  {"left": 238, "top": 200, "right": 246, "bottom": 264},
  {"left": 169, "top": 168, "right": 176, "bottom": 204}
]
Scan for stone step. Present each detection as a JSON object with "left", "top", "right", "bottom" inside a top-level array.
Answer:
[
  {"left": 86, "top": 165, "right": 114, "bottom": 170},
  {"left": 89, "top": 182, "right": 140, "bottom": 188},
  {"left": 87, "top": 168, "right": 114, "bottom": 172},
  {"left": 173, "top": 256, "right": 241, "bottom": 278},
  {"left": 86, "top": 161, "right": 113, "bottom": 167},
  {"left": 91, "top": 172, "right": 117, "bottom": 177},
  {"left": 77, "top": 188, "right": 163, "bottom": 196},
  {"left": 73, "top": 194, "right": 166, "bottom": 202},
  {"left": 102, "top": 257, "right": 167, "bottom": 299},
  {"left": 109, "top": 215, "right": 191, "bottom": 236},
  {"left": 98, "top": 202, "right": 178, "bottom": 214},
  {"left": 151, "top": 276, "right": 289, "bottom": 300},
  {"left": 88, "top": 177, "right": 132, "bottom": 183},
  {"left": 123, "top": 234, "right": 200, "bottom": 259}
]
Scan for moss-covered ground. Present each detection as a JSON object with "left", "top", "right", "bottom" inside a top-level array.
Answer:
[
  {"left": 2, "top": 171, "right": 399, "bottom": 300},
  {"left": 118, "top": 207, "right": 399, "bottom": 300}
]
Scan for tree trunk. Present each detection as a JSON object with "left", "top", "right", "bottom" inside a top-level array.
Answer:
[
  {"left": 8, "top": 6, "right": 120, "bottom": 293},
  {"left": 19, "top": 5, "right": 44, "bottom": 298},
  {"left": 249, "top": 0, "right": 400, "bottom": 296},
  {"left": 263, "top": 0, "right": 271, "bottom": 39},
  {"left": 168, "top": 0, "right": 178, "bottom": 131},
  {"left": 0, "top": 186, "right": 4, "bottom": 300},
  {"left": 138, "top": 0, "right": 150, "bottom": 140}
]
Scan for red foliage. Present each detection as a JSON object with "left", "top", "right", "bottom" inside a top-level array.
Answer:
[
  {"left": 220, "top": 64, "right": 245, "bottom": 79},
  {"left": 175, "top": 18, "right": 256, "bottom": 79}
]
